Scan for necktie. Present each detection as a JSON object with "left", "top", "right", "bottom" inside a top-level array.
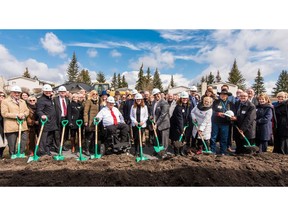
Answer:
[
  {"left": 110, "top": 108, "right": 118, "bottom": 125},
  {"left": 62, "top": 98, "right": 67, "bottom": 116}
]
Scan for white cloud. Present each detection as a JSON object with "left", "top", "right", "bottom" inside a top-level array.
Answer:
[
  {"left": 87, "top": 48, "right": 98, "bottom": 58},
  {"left": 68, "top": 41, "right": 140, "bottom": 51},
  {"left": 264, "top": 80, "right": 276, "bottom": 95},
  {"left": 158, "top": 30, "right": 196, "bottom": 42},
  {"left": 110, "top": 49, "right": 122, "bottom": 58},
  {"left": 0, "top": 44, "right": 67, "bottom": 84},
  {"left": 129, "top": 46, "right": 175, "bottom": 70},
  {"left": 40, "top": 32, "right": 66, "bottom": 58}
]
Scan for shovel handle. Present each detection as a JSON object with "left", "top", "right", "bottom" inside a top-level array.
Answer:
[
  {"left": 40, "top": 117, "right": 48, "bottom": 126},
  {"left": 16, "top": 116, "right": 24, "bottom": 124},
  {"left": 136, "top": 122, "right": 142, "bottom": 129},
  {"left": 93, "top": 117, "right": 100, "bottom": 126},
  {"left": 61, "top": 119, "right": 69, "bottom": 127},
  {"left": 76, "top": 119, "right": 83, "bottom": 128}
]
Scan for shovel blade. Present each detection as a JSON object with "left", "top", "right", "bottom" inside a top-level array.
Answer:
[
  {"left": 154, "top": 145, "right": 165, "bottom": 153},
  {"left": 90, "top": 154, "right": 102, "bottom": 159},
  {"left": 202, "top": 150, "right": 213, "bottom": 155},
  {"left": 136, "top": 156, "right": 148, "bottom": 162},
  {"left": 27, "top": 155, "right": 40, "bottom": 163},
  {"left": 77, "top": 155, "right": 88, "bottom": 161},
  {"left": 53, "top": 155, "right": 65, "bottom": 161},
  {"left": 11, "top": 153, "right": 26, "bottom": 159}
]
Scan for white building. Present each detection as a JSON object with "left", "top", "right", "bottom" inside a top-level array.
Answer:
[
  {"left": 201, "top": 82, "right": 238, "bottom": 96},
  {"left": 167, "top": 86, "right": 191, "bottom": 95},
  {"left": 5, "top": 76, "right": 55, "bottom": 93}
]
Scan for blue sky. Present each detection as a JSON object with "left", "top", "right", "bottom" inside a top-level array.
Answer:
[{"left": 1, "top": 29, "right": 288, "bottom": 94}]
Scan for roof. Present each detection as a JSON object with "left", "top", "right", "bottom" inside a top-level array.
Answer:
[
  {"left": 53, "top": 82, "right": 92, "bottom": 92},
  {"left": 8, "top": 76, "right": 38, "bottom": 82}
]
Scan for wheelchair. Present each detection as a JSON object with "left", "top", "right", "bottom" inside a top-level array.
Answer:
[{"left": 98, "top": 124, "right": 131, "bottom": 155}]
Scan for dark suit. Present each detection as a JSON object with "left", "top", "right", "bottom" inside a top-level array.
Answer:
[{"left": 152, "top": 99, "right": 170, "bottom": 150}]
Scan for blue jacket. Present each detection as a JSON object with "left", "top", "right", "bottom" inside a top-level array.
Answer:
[{"left": 256, "top": 104, "right": 273, "bottom": 141}]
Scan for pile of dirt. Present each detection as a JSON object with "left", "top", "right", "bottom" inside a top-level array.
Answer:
[{"left": 0, "top": 152, "right": 287, "bottom": 186}]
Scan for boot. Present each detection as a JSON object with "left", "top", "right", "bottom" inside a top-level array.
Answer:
[
  {"left": 83, "top": 140, "right": 91, "bottom": 156},
  {"left": 179, "top": 147, "right": 186, "bottom": 156},
  {"left": 196, "top": 146, "right": 203, "bottom": 155},
  {"left": 174, "top": 146, "right": 179, "bottom": 156},
  {"left": 70, "top": 137, "right": 76, "bottom": 153}
]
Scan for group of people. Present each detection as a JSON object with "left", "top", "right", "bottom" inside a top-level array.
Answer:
[{"left": 0, "top": 82, "right": 287, "bottom": 160}]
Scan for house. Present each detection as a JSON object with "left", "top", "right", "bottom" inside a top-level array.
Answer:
[
  {"left": 5, "top": 76, "right": 55, "bottom": 94},
  {"left": 53, "top": 82, "right": 92, "bottom": 93},
  {"left": 167, "top": 86, "right": 191, "bottom": 95},
  {"left": 201, "top": 82, "right": 238, "bottom": 96}
]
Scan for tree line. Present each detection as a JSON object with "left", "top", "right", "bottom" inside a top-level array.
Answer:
[{"left": 22, "top": 52, "right": 288, "bottom": 96}]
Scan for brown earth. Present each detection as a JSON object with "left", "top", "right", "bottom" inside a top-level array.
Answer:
[{"left": 0, "top": 151, "right": 287, "bottom": 186}]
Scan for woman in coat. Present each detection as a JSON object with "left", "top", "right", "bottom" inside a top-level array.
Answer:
[
  {"left": 130, "top": 93, "right": 148, "bottom": 156},
  {"left": 84, "top": 90, "right": 100, "bottom": 156},
  {"left": 191, "top": 96, "right": 213, "bottom": 154},
  {"left": 68, "top": 93, "right": 84, "bottom": 153},
  {"left": 273, "top": 91, "right": 288, "bottom": 154},
  {"left": 0, "top": 91, "right": 6, "bottom": 158},
  {"left": 256, "top": 93, "right": 273, "bottom": 153},
  {"left": 169, "top": 91, "right": 193, "bottom": 156}
]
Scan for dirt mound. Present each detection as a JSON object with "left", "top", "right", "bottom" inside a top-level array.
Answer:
[{"left": 0, "top": 152, "right": 287, "bottom": 186}]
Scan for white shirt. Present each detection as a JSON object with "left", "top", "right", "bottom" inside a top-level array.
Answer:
[
  {"left": 96, "top": 106, "right": 124, "bottom": 127},
  {"left": 59, "top": 96, "right": 67, "bottom": 117}
]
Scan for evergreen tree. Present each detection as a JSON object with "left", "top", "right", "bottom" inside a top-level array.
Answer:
[
  {"left": 111, "top": 73, "right": 118, "bottom": 89},
  {"left": 23, "top": 67, "right": 31, "bottom": 78},
  {"left": 207, "top": 72, "right": 215, "bottom": 84},
  {"left": 66, "top": 52, "right": 79, "bottom": 83},
  {"left": 135, "top": 64, "right": 145, "bottom": 91},
  {"left": 122, "top": 75, "right": 128, "bottom": 88},
  {"left": 117, "top": 73, "right": 122, "bottom": 88},
  {"left": 227, "top": 59, "right": 246, "bottom": 90},
  {"left": 77, "top": 69, "right": 91, "bottom": 85},
  {"left": 96, "top": 71, "right": 106, "bottom": 83},
  {"left": 272, "top": 70, "right": 288, "bottom": 96},
  {"left": 169, "top": 75, "right": 175, "bottom": 88},
  {"left": 216, "top": 70, "right": 221, "bottom": 82},
  {"left": 252, "top": 69, "right": 266, "bottom": 95},
  {"left": 153, "top": 68, "right": 163, "bottom": 92},
  {"left": 201, "top": 76, "right": 205, "bottom": 83},
  {"left": 143, "top": 67, "right": 153, "bottom": 91}
]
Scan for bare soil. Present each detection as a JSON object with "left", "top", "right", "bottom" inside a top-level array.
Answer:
[{"left": 0, "top": 151, "right": 287, "bottom": 186}]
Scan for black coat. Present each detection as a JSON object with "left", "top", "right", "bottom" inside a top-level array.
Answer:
[
  {"left": 67, "top": 101, "right": 84, "bottom": 130},
  {"left": 212, "top": 98, "right": 235, "bottom": 125},
  {"left": 235, "top": 100, "right": 256, "bottom": 139},
  {"left": 123, "top": 99, "right": 134, "bottom": 124},
  {"left": 36, "top": 94, "right": 58, "bottom": 132},
  {"left": 274, "top": 101, "right": 288, "bottom": 138},
  {"left": 256, "top": 104, "right": 273, "bottom": 141},
  {"left": 169, "top": 103, "right": 193, "bottom": 141}
]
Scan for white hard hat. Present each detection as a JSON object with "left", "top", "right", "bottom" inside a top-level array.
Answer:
[
  {"left": 152, "top": 88, "right": 161, "bottom": 95},
  {"left": 58, "top": 86, "right": 67, "bottom": 92},
  {"left": 42, "top": 84, "right": 53, "bottom": 92},
  {"left": 180, "top": 91, "right": 189, "bottom": 99},
  {"left": 107, "top": 96, "right": 115, "bottom": 104},
  {"left": 134, "top": 93, "right": 143, "bottom": 100},
  {"left": 11, "top": 85, "right": 22, "bottom": 93},
  {"left": 190, "top": 86, "right": 197, "bottom": 92},
  {"left": 224, "top": 110, "right": 235, "bottom": 118},
  {"left": 131, "top": 89, "right": 138, "bottom": 95}
]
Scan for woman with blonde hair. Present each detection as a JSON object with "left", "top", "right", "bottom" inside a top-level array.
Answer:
[
  {"left": 83, "top": 90, "right": 100, "bottom": 156},
  {"left": 256, "top": 93, "right": 273, "bottom": 153}
]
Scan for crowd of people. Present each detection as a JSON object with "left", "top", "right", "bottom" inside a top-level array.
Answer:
[{"left": 0, "top": 82, "right": 288, "bottom": 160}]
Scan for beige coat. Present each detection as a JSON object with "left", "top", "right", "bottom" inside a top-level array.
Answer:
[
  {"left": 84, "top": 99, "right": 100, "bottom": 131},
  {"left": 1, "top": 96, "right": 29, "bottom": 133}
]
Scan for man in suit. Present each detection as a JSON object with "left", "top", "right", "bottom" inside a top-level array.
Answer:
[
  {"left": 151, "top": 88, "right": 170, "bottom": 155},
  {"left": 53, "top": 86, "right": 70, "bottom": 151},
  {"left": 247, "top": 88, "right": 259, "bottom": 107}
]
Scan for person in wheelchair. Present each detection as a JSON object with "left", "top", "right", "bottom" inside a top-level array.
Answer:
[{"left": 95, "top": 96, "right": 129, "bottom": 149}]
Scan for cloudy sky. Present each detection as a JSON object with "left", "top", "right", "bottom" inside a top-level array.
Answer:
[{"left": 1, "top": 29, "right": 287, "bottom": 94}]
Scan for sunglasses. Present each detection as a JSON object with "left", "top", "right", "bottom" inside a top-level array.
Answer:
[
  {"left": 0, "top": 95, "right": 5, "bottom": 97},
  {"left": 29, "top": 100, "right": 36, "bottom": 102}
]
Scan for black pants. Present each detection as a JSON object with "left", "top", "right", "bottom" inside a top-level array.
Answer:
[
  {"left": 132, "top": 126, "right": 145, "bottom": 153},
  {"left": 5, "top": 131, "right": 28, "bottom": 156},
  {"left": 106, "top": 123, "right": 129, "bottom": 144},
  {"left": 39, "top": 130, "right": 60, "bottom": 155}
]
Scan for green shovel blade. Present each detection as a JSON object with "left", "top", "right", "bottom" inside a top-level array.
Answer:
[
  {"left": 11, "top": 153, "right": 26, "bottom": 159},
  {"left": 27, "top": 155, "right": 40, "bottom": 163},
  {"left": 154, "top": 145, "right": 165, "bottom": 153},
  {"left": 136, "top": 156, "right": 149, "bottom": 162},
  {"left": 53, "top": 155, "right": 65, "bottom": 161},
  {"left": 77, "top": 155, "right": 88, "bottom": 161},
  {"left": 90, "top": 153, "right": 102, "bottom": 159},
  {"left": 202, "top": 150, "right": 213, "bottom": 154}
]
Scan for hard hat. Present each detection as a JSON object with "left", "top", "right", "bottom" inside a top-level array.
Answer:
[
  {"left": 58, "top": 86, "right": 67, "bottom": 92},
  {"left": 180, "top": 91, "right": 189, "bottom": 99},
  {"left": 11, "top": 85, "right": 22, "bottom": 93},
  {"left": 190, "top": 86, "right": 197, "bottom": 92},
  {"left": 42, "top": 84, "right": 53, "bottom": 92},
  {"left": 224, "top": 110, "right": 234, "bottom": 118},
  {"left": 152, "top": 88, "right": 161, "bottom": 95},
  {"left": 107, "top": 96, "right": 115, "bottom": 104},
  {"left": 131, "top": 89, "right": 138, "bottom": 95},
  {"left": 134, "top": 93, "right": 143, "bottom": 100}
]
